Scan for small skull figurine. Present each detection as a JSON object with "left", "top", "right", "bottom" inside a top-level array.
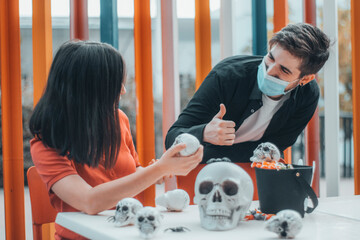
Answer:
[
  {"left": 136, "top": 207, "right": 162, "bottom": 239},
  {"left": 172, "top": 133, "right": 200, "bottom": 156},
  {"left": 194, "top": 160, "right": 254, "bottom": 231},
  {"left": 265, "top": 209, "right": 303, "bottom": 239},
  {"left": 155, "top": 189, "right": 190, "bottom": 211},
  {"left": 250, "top": 142, "right": 281, "bottom": 162},
  {"left": 108, "top": 198, "right": 143, "bottom": 227}
]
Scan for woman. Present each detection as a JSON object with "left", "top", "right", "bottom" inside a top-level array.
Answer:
[{"left": 29, "top": 41, "right": 203, "bottom": 240}]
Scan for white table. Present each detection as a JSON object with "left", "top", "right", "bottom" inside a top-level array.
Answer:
[
  {"left": 316, "top": 195, "right": 360, "bottom": 221},
  {"left": 56, "top": 196, "right": 360, "bottom": 240}
]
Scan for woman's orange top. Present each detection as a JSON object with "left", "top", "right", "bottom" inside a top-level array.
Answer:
[{"left": 30, "top": 110, "right": 140, "bottom": 240}]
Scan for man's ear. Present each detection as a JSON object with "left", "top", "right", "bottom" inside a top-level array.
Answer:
[{"left": 299, "top": 74, "right": 316, "bottom": 86}]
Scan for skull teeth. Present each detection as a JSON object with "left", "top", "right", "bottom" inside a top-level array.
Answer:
[
  {"left": 118, "top": 215, "right": 129, "bottom": 222},
  {"left": 206, "top": 209, "right": 231, "bottom": 217},
  {"left": 140, "top": 223, "right": 156, "bottom": 234},
  {"left": 205, "top": 215, "right": 230, "bottom": 220}
]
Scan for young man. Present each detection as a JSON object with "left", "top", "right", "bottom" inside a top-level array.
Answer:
[{"left": 165, "top": 23, "right": 330, "bottom": 163}]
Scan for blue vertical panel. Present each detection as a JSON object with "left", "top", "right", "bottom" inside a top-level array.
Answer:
[
  {"left": 252, "top": 0, "right": 267, "bottom": 56},
  {"left": 100, "top": 0, "right": 119, "bottom": 49}
]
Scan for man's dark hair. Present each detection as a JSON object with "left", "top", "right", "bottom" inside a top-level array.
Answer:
[
  {"left": 269, "top": 23, "right": 330, "bottom": 77},
  {"left": 30, "top": 41, "right": 125, "bottom": 168}
]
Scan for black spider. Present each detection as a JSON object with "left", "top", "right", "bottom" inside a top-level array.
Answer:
[
  {"left": 164, "top": 226, "right": 191, "bottom": 233},
  {"left": 107, "top": 216, "right": 116, "bottom": 222}
]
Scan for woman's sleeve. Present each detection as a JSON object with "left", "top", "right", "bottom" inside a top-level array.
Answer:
[
  {"left": 30, "top": 139, "right": 78, "bottom": 193},
  {"left": 118, "top": 110, "right": 141, "bottom": 167}
]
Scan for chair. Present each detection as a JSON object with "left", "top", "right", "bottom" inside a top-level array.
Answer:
[
  {"left": 27, "top": 166, "right": 57, "bottom": 240},
  {"left": 177, "top": 162, "right": 258, "bottom": 205}
]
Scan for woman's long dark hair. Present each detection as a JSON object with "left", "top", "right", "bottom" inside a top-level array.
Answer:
[{"left": 30, "top": 41, "right": 125, "bottom": 168}]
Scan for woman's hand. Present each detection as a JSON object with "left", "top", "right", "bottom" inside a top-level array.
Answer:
[
  {"left": 155, "top": 143, "right": 203, "bottom": 176},
  {"left": 147, "top": 159, "right": 173, "bottom": 184}
]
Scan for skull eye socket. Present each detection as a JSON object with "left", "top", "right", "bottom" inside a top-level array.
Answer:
[
  {"left": 199, "top": 181, "right": 213, "bottom": 194},
  {"left": 148, "top": 215, "right": 155, "bottom": 221},
  {"left": 116, "top": 205, "right": 120, "bottom": 211},
  {"left": 138, "top": 216, "right": 144, "bottom": 222},
  {"left": 122, "top": 206, "right": 128, "bottom": 211},
  {"left": 174, "top": 138, "right": 181, "bottom": 145},
  {"left": 222, "top": 180, "right": 238, "bottom": 196}
]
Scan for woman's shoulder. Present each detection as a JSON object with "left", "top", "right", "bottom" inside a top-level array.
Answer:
[
  {"left": 30, "top": 138, "right": 74, "bottom": 170},
  {"left": 117, "top": 109, "right": 132, "bottom": 130},
  {"left": 30, "top": 138, "right": 62, "bottom": 161},
  {"left": 30, "top": 137, "right": 47, "bottom": 152},
  {"left": 117, "top": 109, "right": 129, "bottom": 121},
  {"left": 29, "top": 137, "right": 78, "bottom": 194}
]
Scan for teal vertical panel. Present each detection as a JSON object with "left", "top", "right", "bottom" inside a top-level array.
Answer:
[
  {"left": 252, "top": 0, "right": 267, "bottom": 56},
  {"left": 100, "top": 0, "right": 118, "bottom": 49}
]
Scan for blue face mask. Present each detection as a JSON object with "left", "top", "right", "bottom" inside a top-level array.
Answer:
[{"left": 257, "top": 60, "right": 297, "bottom": 96}]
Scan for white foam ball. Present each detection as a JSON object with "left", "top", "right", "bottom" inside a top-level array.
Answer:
[
  {"left": 155, "top": 189, "right": 190, "bottom": 211},
  {"left": 173, "top": 133, "right": 200, "bottom": 156}
]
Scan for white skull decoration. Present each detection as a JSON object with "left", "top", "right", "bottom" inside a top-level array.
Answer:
[
  {"left": 109, "top": 198, "right": 143, "bottom": 227},
  {"left": 155, "top": 189, "right": 190, "bottom": 212},
  {"left": 194, "top": 160, "right": 254, "bottom": 231},
  {"left": 250, "top": 142, "right": 281, "bottom": 162},
  {"left": 265, "top": 209, "right": 303, "bottom": 239},
  {"left": 172, "top": 133, "right": 200, "bottom": 156},
  {"left": 136, "top": 207, "right": 162, "bottom": 239}
]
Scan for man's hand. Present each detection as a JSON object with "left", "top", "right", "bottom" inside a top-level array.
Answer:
[{"left": 203, "top": 104, "right": 236, "bottom": 146}]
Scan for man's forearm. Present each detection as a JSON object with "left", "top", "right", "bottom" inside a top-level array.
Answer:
[{"left": 165, "top": 124, "right": 207, "bottom": 150}]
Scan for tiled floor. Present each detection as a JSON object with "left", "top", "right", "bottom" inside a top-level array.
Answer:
[{"left": 0, "top": 177, "right": 356, "bottom": 240}]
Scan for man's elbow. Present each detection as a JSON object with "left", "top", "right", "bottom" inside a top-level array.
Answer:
[{"left": 164, "top": 129, "right": 176, "bottom": 150}]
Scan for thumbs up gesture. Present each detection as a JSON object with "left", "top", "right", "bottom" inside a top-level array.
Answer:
[{"left": 203, "top": 104, "right": 236, "bottom": 146}]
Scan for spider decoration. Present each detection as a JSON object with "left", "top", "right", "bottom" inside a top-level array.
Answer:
[
  {"left": 244, "top": 209, "right": 275, "bottom": 221},
  {"left": 164, "top": 226, "right": 191, "bottom": 233}
]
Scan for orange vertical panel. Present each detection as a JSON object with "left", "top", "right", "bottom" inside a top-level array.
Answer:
[
  {"left": 303, "top": 0, "right": 317, "bottom": 25},
  {"left": 70, "top": 0, "right": 89, "bottom": 40},
  {"left": 351, "top": 0, "right": 360, "bottom": 195},
  {"left": 273, "top": 0, "right": 289, "bottom": 33},
  {"left": 32, "top": 0, "right": 53, "bottom": 106},
  {"left": 32, "top": 2, "right": 53, "bottom": 237},
  {"left": 273, "top": 0, "right": 291, "bottom": 164},
  {"left": 195, "top": 0, "right": 212, "bottom": 90},
  {"left": 304, "top": 0, "right": 320, "bottom": 196},
  {"left": 161, "top": 0, "right": 178, "bottom": 192},
  {"left": 304, "top": 108, "right": 320, "bottom": 195},
  {"left": 0, "top": 0, "right": 26, "bottom": 239},
  {"left": 134, "top": 0, "right": 156, "bottom": 206},
  {"left": 283, "top": 148, "right": 292, "bottom": 164}
]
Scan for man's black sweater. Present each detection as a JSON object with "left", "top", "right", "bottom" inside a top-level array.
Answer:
[{"left": 165, "top": 55, "right": 320, "bottom": 163}]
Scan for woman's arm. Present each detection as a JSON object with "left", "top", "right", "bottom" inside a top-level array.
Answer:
[{"left": 51, "top": 144, "right": 203, "bottom": 215}]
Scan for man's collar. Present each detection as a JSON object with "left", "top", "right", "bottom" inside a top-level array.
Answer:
[
  {"left": 290, "top": 85, "right": 299, "bottom": 99},
  {"left": 249, "top": 80, "right": 262, "bottom": 100}
]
